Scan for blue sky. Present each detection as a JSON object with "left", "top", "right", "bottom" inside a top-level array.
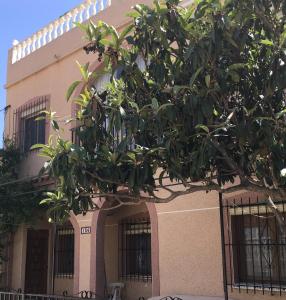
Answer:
[{"left": 0, "top": 0, "right": 82, "bottom": 147}]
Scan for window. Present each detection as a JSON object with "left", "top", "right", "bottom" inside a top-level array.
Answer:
[
  {"left": 221, "top": 197, "right": 286, "bottom": 294},
  {"left": 23, "top": 114, "right": 45, "bottom": 152},
  {"left": 13, "top": 96, "right": 48, "bottom": 153},
  {"left": 120, "top": 218, "right": 151, "bottom": 281},
  {"left": 54, "top": 226, "right": 74, "bottom": 278},
  {"left": 232, "top": 214, "right": 286, "bottom": 286}
]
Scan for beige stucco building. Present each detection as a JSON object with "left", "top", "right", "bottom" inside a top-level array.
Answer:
[{"left": 2, "top": 1, "right": 286, "bottom": 300}]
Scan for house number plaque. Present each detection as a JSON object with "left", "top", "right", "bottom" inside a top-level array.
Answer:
[{"left": 81, "top": 226, "right": 91, "bottom": 234}]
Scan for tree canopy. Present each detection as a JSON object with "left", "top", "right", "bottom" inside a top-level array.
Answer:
[{"left": 36, "top": 0, "right": 286, "bottom": 215}]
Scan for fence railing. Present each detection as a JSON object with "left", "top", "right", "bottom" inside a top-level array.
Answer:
[
  {"left": 11, "top": 0, "right": 111, "bottom": 64},
  {"left": 0, "top": 291, "right": 99, "bottom": 300}
]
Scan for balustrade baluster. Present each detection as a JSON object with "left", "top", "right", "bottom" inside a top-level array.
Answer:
[
  {"left": 85, "top": 0, "right": 92, "bottom": 19},
  {"left": 48, "top": 23, "right": 54, "bottom": 42},
  {"left": 12, "top": 40, "right": 19, "bottom": 63},
  {"left": 17, "top": 44, "right": 22, "bottom": 61},
  {"left": 31, "top": 34, "right": 37, "bottom": 52},
  {"left": 79, "top": 4, "right": 85, "bottom": 22},
  {"left": 26, "top": 38, "right": 32, "bottom": 55},
  {"left": 42, "top": 28, "right": 48, "bottom": 46},
  {"left": 59, "top": 16, "right": 66, "bottom": 35},
  {"left": 53, "top": 20, "right": 60, "bottom": 39},
  {"left": 65, "top": 12, "right": 72, "bottom": 31},
  {"left": 92, "top": 0, "right": 98, "bottom": 15},
  {"left": 72, "top": 8, "right": 79, "bottom": 27},
  {"left": 100, "top": 0, "right": 105, "bottom": 11},
  {"left": 37, "top": 31, "right": 43, "bottom": 49},
  {"left": 21, "top": 41, "right": 27, "bottom": 58}
]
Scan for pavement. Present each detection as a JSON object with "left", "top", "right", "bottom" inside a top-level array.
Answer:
[{"left": 148, "top": 296, "right": 233, "bottom": 300}]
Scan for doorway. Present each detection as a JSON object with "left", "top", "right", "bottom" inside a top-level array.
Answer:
[{"left": 25, "top": 229, "right": 49, "bottom": 294}]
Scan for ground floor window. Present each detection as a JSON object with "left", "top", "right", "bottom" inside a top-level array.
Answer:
[
  {"left": 54, "top": 225, "right": 74, "bottom": 278},
  {"left": 119, "top": 218, "right": 151, "bottom": 281},
  {"left": 221, "top": 197, "right": 286, "bottom": 294},
  {"left": 232, "top": 214, "right": 286, "bottom": 285}
]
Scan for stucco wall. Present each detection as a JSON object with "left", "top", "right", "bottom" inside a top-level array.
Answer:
[
  {"left": 155, "top": 190, "right": 224, "bottom": 297},
  {"left": 11, "top": 225, "right": 26, "bottom": 290}
]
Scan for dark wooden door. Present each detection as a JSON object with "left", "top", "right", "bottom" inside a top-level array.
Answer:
[{"left": 25, "top": 229, "right": 49, "bottom": 294}]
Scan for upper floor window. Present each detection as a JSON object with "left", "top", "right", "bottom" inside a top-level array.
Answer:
[
  {"left": 119, "top": 217, "right": 151, "bottom": 281},
  {"left": 13, "top": 96, "right": 49, "bottom": 153}
]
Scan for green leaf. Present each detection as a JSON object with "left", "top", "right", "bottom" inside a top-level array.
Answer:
[
  {"left": 51, "top": 120, "right": 59, "bottom": 131},
  {"left": 228, "top": 71, "right": 240, "bottom": 83},
  {"left": 66, "top": 81, "right": 81, "bottom": 101},
  {"left": 35, "top": 115, "right": 46, "bottom": 121},
  {"left": 151, "top": 98, "right": 159, "bottom": 110},
  {"left": 30, "top": 144, "right": 46, "bottom": 150},
  {"left": 39, "top": 199, "right": 51, "bottom": 205},
  {"left": 119, "top": 106, "right": 126, "bottom": 117},
  {"left": 190, "top": 67, "right": 203, "bottom": 87},
  {"left": 74, "top": 22, "right": 89, "bottom": 33},
  {"left": 275, "top": 108, "right": 286, "bottom": 119},
  {"left": 195, "top": 124, "right": 209, "bottom": 133},
  {"left": 228, "top": 63, "right": 247, "bottom": 70},
  {"left": 260, "top": 39, "right": 274, "bottom": 46},
  {"left": 205, "top": 74, "right": 210, "bottom": 88},
  {"left": 157, "top": 103, "right": 174, "bottom": 113},
  {"left": 119, "top": 24, "right": 134, "bottom": 43},
  {"left": 76, "top": 61, "right": 90, "bottom": 82}
]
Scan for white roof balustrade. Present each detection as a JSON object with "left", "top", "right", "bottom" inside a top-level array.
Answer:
[{"left": 11, "top": 0, "right": 111, "bottom": 64}]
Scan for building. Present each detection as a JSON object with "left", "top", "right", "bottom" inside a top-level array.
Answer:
[{"left": 2, "top": 1, "right": 286, "bottom": 300}]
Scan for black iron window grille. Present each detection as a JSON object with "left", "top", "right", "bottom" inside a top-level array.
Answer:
[
  {"left": 221, "top": 196, "right": 286, "bottom": 295},
  {"left": 13, "top": 96, "right": 48, "bottom": 153},
  {"left": 119, "top": 218, "right": 152, "bottom": 281},
  {"left": 54, "top": 226, "right": 75, "bottom": 278}
]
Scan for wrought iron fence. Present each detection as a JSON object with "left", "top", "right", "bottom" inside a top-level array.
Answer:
[
  {"left": 0, "top": 291, "right": 100, "bottom": 300},
  {"left": 220, "top": 195, "right": 286, "bottom": 296}
]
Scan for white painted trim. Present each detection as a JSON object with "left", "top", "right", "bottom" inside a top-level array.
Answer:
[{"left": 157, "top": 206, "right": 219, "bottom": 215}]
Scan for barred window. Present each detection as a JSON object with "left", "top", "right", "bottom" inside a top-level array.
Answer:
[
  {"left": 221, "top": 197, "right": 286, "bottom": 295},
  {"left": 54, "top": 226, "right": 74, "bottom": 278},
  {"left": 14, "top": 96, "right": 48, "bottom": 153},
  {"left": 232, "top": 214, "right": 286, "bottom": 286},
  {"left": 120, "top": 218, "right": 151, "bottom": 281}
]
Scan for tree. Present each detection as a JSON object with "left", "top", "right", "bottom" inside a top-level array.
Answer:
[
  {"left": 0, "top": 141, "right": 42, "bottom": 262},
  {"left": 36, "top": 0, "right": 286, "bottom": 219}
]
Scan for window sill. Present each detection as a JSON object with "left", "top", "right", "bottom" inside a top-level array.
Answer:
[
  {"left": 232, "top": 283, "right": 286, "bottom": 293},
  {"left": 55, "top": 274, "right": 74, "bottom": 279},
  {"left": 120, "top": 275, "right": 152, "bottom": 282}
]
